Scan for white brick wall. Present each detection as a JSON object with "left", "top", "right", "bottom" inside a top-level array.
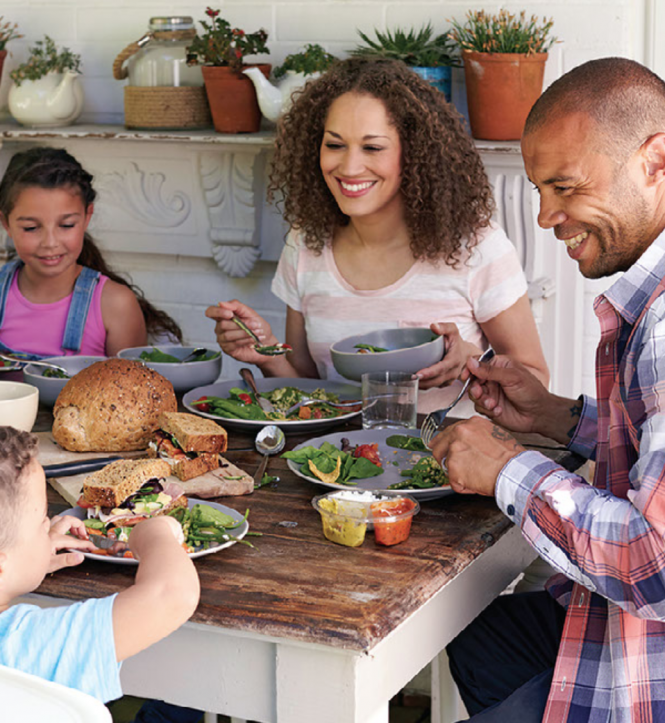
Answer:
[{"left": 0, "top": 0, "right": 643, "bottom": 391}]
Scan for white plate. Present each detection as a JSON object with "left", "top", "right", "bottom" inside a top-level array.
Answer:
[
  {"left": 183, "top": 377, "right": 362, "bottom": 434},
  {"left": 62, "top": 499, "right": 249, "bottom": 566},
  {"left": 286, "top": 428, "right": 453, "bottom": 501}
]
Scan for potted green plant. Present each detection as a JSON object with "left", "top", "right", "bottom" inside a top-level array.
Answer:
[
  {"left": 8, "top": 36, "right": 83, "bottom": 127},
  {"left": 245, "top": 44, "right": 337, "bottom": 123},
  {"left": 448, "top": 9, "right": 556, "bottom": 140},
  {"left": 186, "top": 7, "right": 270, "bottom": 133},
  {"left": 351, "top": 24, "right": 458, "bottom": 102},
  {"left": 0, "top": 18, "right": 21, "bottom": 85}
]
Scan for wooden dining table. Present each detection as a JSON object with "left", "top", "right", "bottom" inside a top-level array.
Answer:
[{"left": 32, "top": 407, "right": 582, "bottom": 723}]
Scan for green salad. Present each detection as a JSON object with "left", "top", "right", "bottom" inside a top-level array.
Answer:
[
  {"left": 167, "top": 504, "right": 252, "bottom": 550},
  {"left": 139, "top": 348, "right": 220, "bottom": 364},
  {"left": 282, "top": 441, "right": 383, "bottom": 485},
  {"left": 191, "top": 386, "right": 358, "bottom": 422}
]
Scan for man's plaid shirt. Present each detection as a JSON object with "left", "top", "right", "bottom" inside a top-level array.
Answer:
[{"left": 497, "top": 231, "right": 665, "bottom": 722}]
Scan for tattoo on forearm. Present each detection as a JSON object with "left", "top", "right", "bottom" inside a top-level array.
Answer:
[{"left": 566, "top": 397, "right": 583, "bottom": 440}]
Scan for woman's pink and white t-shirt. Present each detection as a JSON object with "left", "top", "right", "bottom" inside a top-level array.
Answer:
[{"left": 271, "top": 223, "right": 528, "bottom": 413}]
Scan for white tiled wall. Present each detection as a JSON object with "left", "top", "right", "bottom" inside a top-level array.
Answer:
[{"left": 0, "top": 0, "right": 644, "bottom": 392}]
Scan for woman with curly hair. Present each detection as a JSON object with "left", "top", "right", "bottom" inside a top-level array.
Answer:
[{"left": 207, "top": 58, "right": 548, "bottom": 411}]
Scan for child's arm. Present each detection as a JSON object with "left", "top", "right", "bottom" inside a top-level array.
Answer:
[
  {"left": 101, "top": 280, "right": 148, "bottom": 356},
  {"left": 112, "top": 516, "right": 200, "bottom": 662}
]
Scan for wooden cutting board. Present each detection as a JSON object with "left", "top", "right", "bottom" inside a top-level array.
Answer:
[{"left": 36, "top": 432, "right": 254, "bottom": 507}]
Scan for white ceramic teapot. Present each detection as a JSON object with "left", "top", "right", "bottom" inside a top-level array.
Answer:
[
  {"left": 8, "top": 71, "right": 84, "bottom": 128},
  {"left": 242, "top": 67, "right": 319, "bottom": 123}
]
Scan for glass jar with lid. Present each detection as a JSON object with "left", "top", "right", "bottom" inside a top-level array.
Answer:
[{"left": 114, "top": 16, "right": 203, "bottom": 87}]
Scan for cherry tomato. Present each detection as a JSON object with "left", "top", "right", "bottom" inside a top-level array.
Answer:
[
  {"left": 353, "top": 443, "right": 382, "bottom": 467},
  {"left": 192, "top": 396, "right": 211, "bottom": 413},
  {"left": 313, "top": 407, "right": 324, "bottom": 419},
  {"left": 76, "top": 496, "right": 94, "bottom": 509},
  {"left": 238, "top": 393, "right": 253, "bottom": 405}
]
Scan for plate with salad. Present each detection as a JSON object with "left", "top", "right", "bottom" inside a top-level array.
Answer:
[
  {"left": 183, "top": 377, "right": 362, "bottom": 433},
  {"left": 62, "top": 500, "right": 250, "bottom": 565},
  {"left": 283, "top": 428, "right": 452, "bottom": 500}
]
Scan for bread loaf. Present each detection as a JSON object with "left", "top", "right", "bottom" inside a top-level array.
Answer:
[{"left": 52, "top": 359, "right": 177, "bottom": 452}]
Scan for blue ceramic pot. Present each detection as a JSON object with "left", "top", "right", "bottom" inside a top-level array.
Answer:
[{"left": 411, "top": 66, "right": 452, "bottom": 103}]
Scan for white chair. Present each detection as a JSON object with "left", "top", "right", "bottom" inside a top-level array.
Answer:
[{"left": 0, "top": 664, "right": 112, "bottom": 722}]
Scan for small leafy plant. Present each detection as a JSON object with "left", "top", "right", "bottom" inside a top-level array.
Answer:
[
  {"left": 10, "top": 36, "right": 81, "bottom": 85},
  {"left": 351, "top": 24, "right": 459, "bottom": 67},
  {"left": 186, "top": 7, "right": 269, "bottom": 72},
  {"left": 274, "top": 44, "right": 337, "bottom": 79},
  {"left": 0, "top": 18, "right": 22, "bottom": 52},
  {"left": 448, "top": 10, "right": 556, "bottom": 55}
]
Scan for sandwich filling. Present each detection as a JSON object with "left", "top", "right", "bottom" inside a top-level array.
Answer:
[
  {"left": 80, "top": 477, "right": 185, "bottom": 529},
  {"left": 150, "top": 430, "right": 201, "bottom": 462}
]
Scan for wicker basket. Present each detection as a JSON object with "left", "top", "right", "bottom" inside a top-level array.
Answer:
[{"left": 124, "top": 86, "right": 212, "bottom": 130}]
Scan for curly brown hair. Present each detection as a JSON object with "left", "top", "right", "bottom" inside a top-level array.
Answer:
[
  {"left": 268, "top": 57, "right": 495, "bottom": 264},
  {"left": 0, "top": 426, "right": 38, "bottom": 549}
]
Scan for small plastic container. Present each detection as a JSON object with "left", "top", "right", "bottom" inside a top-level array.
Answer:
[{"left": 312, "top": 490, "right": 419, "bottom": 548}]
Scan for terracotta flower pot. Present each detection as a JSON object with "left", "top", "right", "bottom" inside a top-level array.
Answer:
[
  {"left": 202, "top": 63, "right": 271, "bottom": 134},
  {"left": 462, "top": 51, "right": 548, "bottom": 141}
]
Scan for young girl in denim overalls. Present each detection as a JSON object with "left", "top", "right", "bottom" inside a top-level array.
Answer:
[{"left": 0, "top": 147, "right": 182, "bottom": 360}]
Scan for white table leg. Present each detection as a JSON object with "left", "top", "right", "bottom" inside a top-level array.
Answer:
[{"left": 431, "top": 650, "right": 462, "bottom": 723}]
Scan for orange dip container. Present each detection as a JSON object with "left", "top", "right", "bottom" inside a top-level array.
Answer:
[{"left": 370, "top": 496, "right": 418, "bottom": 546}]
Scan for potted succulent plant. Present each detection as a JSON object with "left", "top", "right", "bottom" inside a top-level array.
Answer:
[
  {"left": 448, "top": 10, "right": 556, "bottom": 140},
  {"left": 8, "top": 36, "right": 83, "bottom": 127},
  {"left": 186, "top": 7, "right": 270, "bottom": 133},
  {"left": 245, "top": 44, "right": 338, "bottom": 123},
  {"left": 351, "top": 24, "right": 458, "bottom": 102},
  {"left": 0, "top": 18, "right": 21, "bottom": 87}
]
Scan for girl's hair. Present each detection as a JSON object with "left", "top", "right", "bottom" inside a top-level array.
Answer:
[
  {"left": 0, "top": 147, "right": 183, "bottom": 342},
  {"left": 0, "top": 426, "right": 37, "bottom": 550},
  {"left": 268, "top": 57, "right": 495, "bottom": 265}
]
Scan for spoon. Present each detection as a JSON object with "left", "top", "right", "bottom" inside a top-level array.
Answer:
[
  {"left": 0, "top": 354, "right": 70, "bottom": 377},
  {"left": 253, "top": 424, "right": 286, "bottom": 486},
  {"left": 180, "top": 347, "right": 208, "bottom": 363},
  {"left": 231, "top": 316, "right": 292, "bottom": 356}
]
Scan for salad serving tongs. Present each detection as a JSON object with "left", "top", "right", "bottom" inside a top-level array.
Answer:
[
  {"left": 0, "top": 353, "right": 70, "bottom": 377},
  {"left": 231, "top": 316, "right": 292, "bottom": 356}
]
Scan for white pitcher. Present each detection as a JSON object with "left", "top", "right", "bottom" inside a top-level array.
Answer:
[
  {"left": 242, "top": 68, "right": 319, "bottom": 123},
  {"left": 8, "top": 71, "right": 84, "bottom": 128}
]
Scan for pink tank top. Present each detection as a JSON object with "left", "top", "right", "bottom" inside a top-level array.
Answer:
[{"left": 0, "top": 273, "right": 109, "bottom": 357}]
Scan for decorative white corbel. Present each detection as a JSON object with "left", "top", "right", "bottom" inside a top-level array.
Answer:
[{"left": 199, "top": 149, "right": 263, "bottom": 278}]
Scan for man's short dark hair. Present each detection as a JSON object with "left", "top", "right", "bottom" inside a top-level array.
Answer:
[
  {"left": 0, "top": 427, "right": 38, "bottom": 549},
  {"left": 525, "top": 57, "right": 665, "bottom": 162}
]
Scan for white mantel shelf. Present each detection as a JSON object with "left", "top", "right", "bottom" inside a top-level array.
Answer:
[
  {"left": 0, "top": 122, "right": 522, "bottom": 154},
  {"left": 0, "top": 122, "right": 276, "bottom": 146}
]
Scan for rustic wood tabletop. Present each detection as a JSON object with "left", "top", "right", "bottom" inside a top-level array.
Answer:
[{"left": 36, "top": 407, "right": 583, "bottom": 654}]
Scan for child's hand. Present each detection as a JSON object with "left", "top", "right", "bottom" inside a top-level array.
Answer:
[
  {"left": 128, "top": 515, "right": 185, "bottom": 562},
  {"left": 48, "top": 514, "right": 98, "bottom": 573}
]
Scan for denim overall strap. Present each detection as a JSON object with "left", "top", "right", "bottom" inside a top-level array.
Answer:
[
  {"left": 0, "top": 259, "right": 46, "bottom": 360},
  {"left": 61, "top": 266, "right": 101, "bottom": 353}
]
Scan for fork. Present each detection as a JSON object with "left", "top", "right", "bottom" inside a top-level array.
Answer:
[
  {"left": 285, "top": 397, "right": 362, "bottom": 416},
  {"left": 420, "top": 347, "right": 495, "bottom": 448}
]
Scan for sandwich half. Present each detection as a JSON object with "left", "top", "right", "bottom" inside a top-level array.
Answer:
[
  {"left": 79, "top": 458, "right": 186, "bottom": 529},
  {"left": 149, "top": 412, "right": 228, "bottom": 481}
]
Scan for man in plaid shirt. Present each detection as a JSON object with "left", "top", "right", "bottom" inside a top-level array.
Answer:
[{"left": 433, "top": 58, "right": 665, "bottom": 722}]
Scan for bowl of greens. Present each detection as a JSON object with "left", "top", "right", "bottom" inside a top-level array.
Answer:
[
  {"left": 330, "top": 327, "right": 444, "bottom": 382},
  {"left": 22, "top": 355, "right": 107, "bottom": 407},
  {"left": 117, "top": 346, "right": 222, "bottom": 394}
]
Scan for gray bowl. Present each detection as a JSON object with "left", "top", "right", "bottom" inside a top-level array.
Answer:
[
  {"left": 23, "top": 356, "right": 108, "bottom": 407},
  {"left": 116, "top": 346, "right": 222, "bottom": 394},
  {"left": 330, "top": 328, "right": 444, "bottom": 382}
]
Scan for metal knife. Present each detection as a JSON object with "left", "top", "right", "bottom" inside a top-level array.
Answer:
[
  {"left": 43, "top": 456, "right": 123, "bottom": 479},
  {"left": 240, "top": 367, "right": 275, "bottom": 414}
]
